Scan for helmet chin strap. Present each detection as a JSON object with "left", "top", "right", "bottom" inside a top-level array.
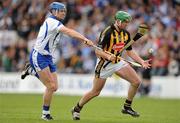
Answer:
[{"left": 114, "top": 20, "right": 122, "bottom": 31}]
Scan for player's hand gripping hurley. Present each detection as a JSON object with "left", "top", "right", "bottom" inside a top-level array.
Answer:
[{"left": 92, "top": 45, "right": 142, "bottom": 67}]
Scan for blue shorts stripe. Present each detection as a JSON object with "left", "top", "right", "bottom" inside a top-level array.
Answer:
[{"left": 32, "top": 50, "right": 41, "bottom": 71}]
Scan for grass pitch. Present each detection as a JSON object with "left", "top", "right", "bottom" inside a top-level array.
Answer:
[{"left": 0, "top": 93, "right": 180, "bottom": 123}]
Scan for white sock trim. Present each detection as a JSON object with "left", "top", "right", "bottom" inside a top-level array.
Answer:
[{"left": 42, "top": 110, "right": 50, "bottom": 115}]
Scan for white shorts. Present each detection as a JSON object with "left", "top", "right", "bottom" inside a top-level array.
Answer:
[{"left": 95, "top": 58, "right": 128, "bottom": 79}]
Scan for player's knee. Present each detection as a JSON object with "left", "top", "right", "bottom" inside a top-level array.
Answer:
[
  {"left": 131, "top": 78, "right": 141, "bottom": 88},
  {"left": 132, "top": 80, "right": 141, "bottom": 88},
  {"left": 135, "top": 82, "right": 141, "bottom": 88},
  {"left": 46, "top": 79, "right": 58, "bottom": 92},
  {"left": 48, "top": 84, "right": 58, "bottom": 92}
]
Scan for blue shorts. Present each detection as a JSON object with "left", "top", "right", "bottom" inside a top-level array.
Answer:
[{"left": 30, "top": 49, "right": 56, "bottom": 73}]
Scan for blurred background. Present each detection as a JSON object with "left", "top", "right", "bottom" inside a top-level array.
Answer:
[
  {"left": 0, "top": 0, "right": 180, "bottom": 97},
  {"left": 1, "top": 1, "right": 180, "bottom": 123}
]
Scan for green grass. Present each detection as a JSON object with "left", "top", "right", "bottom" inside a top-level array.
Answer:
[{"left": 0, "top": 93, "right": 180, "bottom": 123}]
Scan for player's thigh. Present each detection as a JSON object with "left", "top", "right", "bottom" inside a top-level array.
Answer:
[
  {"left": 115, "top": 65, "right": 141, "bottom": 84},
  {"left": 91, "top": 77, "right": 106, "bottom": 92},
  {"left": 38, "top": 67, "right": 56, "bottom": 87}
]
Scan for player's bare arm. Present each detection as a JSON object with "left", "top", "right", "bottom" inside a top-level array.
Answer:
[
  {"left": 59, "top": 26, "right": 94, "bottom": 46},
  {"left": 126, "top": 50, "right": 151, "bottom": 69}
]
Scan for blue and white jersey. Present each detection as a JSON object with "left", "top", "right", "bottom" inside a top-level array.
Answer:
[{"left": 34, "top": 15, "right": 64, "bottom": 56}]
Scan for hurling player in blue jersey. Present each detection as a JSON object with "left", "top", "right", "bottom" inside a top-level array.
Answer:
[{"left": 21, "top": 2, "right": 94, "bottom": 121}]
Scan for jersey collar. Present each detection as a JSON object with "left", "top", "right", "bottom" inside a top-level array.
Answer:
[
  {"left": 111, "top": 24, "right": 124, "bottom": 33},
  {"left": 49, "top": 15, "right": 60, "bottom": 21}
]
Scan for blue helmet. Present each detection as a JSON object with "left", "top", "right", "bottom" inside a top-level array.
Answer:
[{"left": 49, "top": 2, "right": 66, "bottom": 11}]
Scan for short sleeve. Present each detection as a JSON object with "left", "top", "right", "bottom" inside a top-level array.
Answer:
[
  {"left": 98, "top": 29, "right": 111, "bottom": 49},
  {"left": 46, "top": 18, "right": 64, "bottom": 33},
  {"left": 56, "top": 22, "right": 64, "bottom": 32},
  {"left": 125, "top": 31, "right": 132, "bottom": 51}
]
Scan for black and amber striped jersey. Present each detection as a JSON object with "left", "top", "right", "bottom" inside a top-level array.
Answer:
[
  {"left": 98, "top": 24, "right": 132, "bottom": 57},
  {"left": 95, "top": 24, "right": 132, "bottom": 78}
]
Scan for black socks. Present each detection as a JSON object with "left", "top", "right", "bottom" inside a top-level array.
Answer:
[
  {"left": 74, "top": 103, "right": 83, "bottom": 113},
  {"left": 124, "top": 99, "right": 132, "bottom": 109}
]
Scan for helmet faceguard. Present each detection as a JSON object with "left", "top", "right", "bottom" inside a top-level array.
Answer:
[{"left": 115, "top": 11, "right": 132, "bottom": 23}]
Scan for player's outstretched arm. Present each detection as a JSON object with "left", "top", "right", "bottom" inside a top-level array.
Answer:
[{"left": 59, "top": 26, "right": 94, "bottom": 46}]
